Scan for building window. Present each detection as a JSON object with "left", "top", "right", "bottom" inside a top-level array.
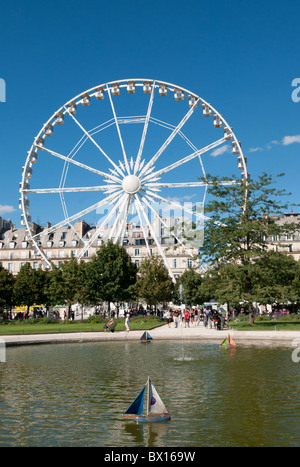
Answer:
[
  {"left": 83, "top": 250, "right": 89, "bottom": 257},
  {"left": 135, "top": 249, "right": 140, "bottom": 256},
  {"left": 135, "top": 259, "right": 140, "bottom": 266},
  {"left": 173, "top": 259, "right": 177, "bottom": 268},
  {"left": 187, "top": 259, "right": 193, "bottom": 268},
  {"left": 7, "top": 263, "right": 14, "bottom": 272},
  {"left": 289, "top": 244, "right": 294, "bottom": 252}
]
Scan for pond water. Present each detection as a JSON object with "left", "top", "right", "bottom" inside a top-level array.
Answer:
[{"left": 0, "top": 340, "right": 299, "bottom": 447}]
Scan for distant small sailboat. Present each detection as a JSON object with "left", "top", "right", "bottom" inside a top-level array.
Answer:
[
  {"left": 122, "top": 377, "right": 171, "bottom": 422},
  {"left": 220, "top": 333, "right": 237, "bottom": 348},
  {"left": 140, "top": 331, "right": 153, "bottom": 343}
]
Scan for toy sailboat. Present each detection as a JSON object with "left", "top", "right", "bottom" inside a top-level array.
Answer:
[
  {"left": 122, "top": 377, "right": 171, "bottom": 422},
  {"left": 220, "top": 333, "right": 237, "bottom": 348},
  {"left": 140, "top": 331, "right": 153, "bottom": 343}
]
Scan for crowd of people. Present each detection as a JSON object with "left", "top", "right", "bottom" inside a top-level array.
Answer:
[{"left": 165, "top": 306, "right": 227, "bottom": 330}]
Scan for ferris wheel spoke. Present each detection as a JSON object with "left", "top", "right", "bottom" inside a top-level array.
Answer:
[
  {"left": 144, "top": 180, "right": 238, "bottom": 189},
  {"left": 65, "top": 109, "right": 125, "bottom": 178},
  {"left": 107, "top": 86, "right": 130, "bottom": 175},
  {"left": 134, "top": 83, "right": 156, "bottom": 175},
  {"left": 108, "top": 194, "right": 130, "bottom": 241},
  {"left": 140, "top": 194, "right": 194, "bottom": 257},
  {"left": 36, "top": 145, "right": 122, "bottom": 183},
  {"left": 77, "top": 194, "right": 126, "bottom": 259},
  {"left": 32, "top": 191, "right": 122, "bottom": 240},
  {"left": 25, "top": 184, "right": 120, "bottom": 194},
  {"left": 142, "top": 189, "right": 226, "bottom": 227},
  {"left": 134, "top": 194, "right": 176, "bottom": 283},
  {"left": 113, "top": 195, "right": 132, "bottom": 246},
  {"left": 133, "top": 198, "right": 151, "bottom": 255},
  {"left": 139, "top": 98, "right": 199, "bottom": 178},
  {"left": 142, "top": 136, "right": 228, "bottom": 182}
]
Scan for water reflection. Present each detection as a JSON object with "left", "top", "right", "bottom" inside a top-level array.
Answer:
[{"left": 0, "top": 341, "right": 299, "bottom": 446}]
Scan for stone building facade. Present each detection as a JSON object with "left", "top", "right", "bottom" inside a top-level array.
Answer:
[{"left": 0, "top": 215, "right": 199, "bottom": 278}]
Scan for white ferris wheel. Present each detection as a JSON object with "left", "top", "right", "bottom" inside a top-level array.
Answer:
[{"left": 19, "top": 79, "right": 247, "bottom": 281}]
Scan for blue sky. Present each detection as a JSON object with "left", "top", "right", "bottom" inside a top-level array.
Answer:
[{"left": 1, "top": 0, "right": 300, "bottom": 228}]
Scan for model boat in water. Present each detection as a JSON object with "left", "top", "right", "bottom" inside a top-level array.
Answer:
[
  {"left": 122, "top": 377, "right": 170, "bottom": 422},
  {"left": 220, "top": 333, "right": 237, "bottom": 348},
  {"left": 140, "top": 331, "right": 153, "bottom": 343}
]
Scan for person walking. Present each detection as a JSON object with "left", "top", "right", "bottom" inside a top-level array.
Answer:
[
  {"left": 184, "top": 308, "right": 190, "bottom": 327},
  {"left": 172, "top": 308, "right": 179, "bottom": 328},
  {"left": 203, "top": 307, "right": 209, "bottom": 327},
  {"left": 190, "top": 308, "right": 194, "bottom": 325},
  {"left": 166, "top": 309, "right": 172, "bottom": 328}
]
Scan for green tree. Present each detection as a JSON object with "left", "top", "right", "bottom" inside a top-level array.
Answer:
[
  {"left": 85, "top": 240, "right": 137, "bottom": 315},
  {"left": 136, "top": 255, "right": 173, "bottom": 312},
  {"left": 198, "top": 172, "right": 299, "bottom": 323},
  {"left": 176, "top": 268, "right": 205, "bottom": 306},
  {"left": 0, "top": 263, "right": 15, "bottom": 314},
  {"left": 48, "top": 256, "right": 86, "bottom": 318},
  {"left": 253, "top": 251, "right": 298, "bottom": 308},
  {"left": 292, "top": 261, "right": 300, "bottom": 304},
  {"left": 13, "top": 263, "right": 48, "bottom": 312}
]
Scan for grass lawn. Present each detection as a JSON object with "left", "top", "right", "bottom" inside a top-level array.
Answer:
[
  {"left": 0, "top": 316, "right": 165, "bottom": 336},
  {"left": 229, "top": 320, "right": 300, "bottom": 331}
]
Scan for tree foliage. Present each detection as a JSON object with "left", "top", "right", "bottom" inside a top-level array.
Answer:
[
  {"left": 0, "top": 263, "right": 15, "bottom": 310},
  {"left": 85, "top": 240, "right": 137, "bottom": 313},
  {"left": 13, "top": 263, "right": 48, "bottom": 309},
  {"left": 176, "top": 268, "right": 206, "bottom": 305},
  {"left": 135, "top": 255, "right": 173, "bottom": 308},
  {"left": 198, "top": 172, "right": 300, "bottom": 321}
]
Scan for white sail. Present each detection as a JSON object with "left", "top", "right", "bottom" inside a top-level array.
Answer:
[{"left": 148, "top": 380, "right": 169, "bottom": 415}]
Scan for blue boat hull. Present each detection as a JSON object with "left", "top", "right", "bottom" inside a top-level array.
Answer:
[{"left": 135, "top": 414, "right": 171, "bottom": 423}]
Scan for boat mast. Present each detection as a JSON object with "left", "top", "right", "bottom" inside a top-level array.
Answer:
[{"left": 147, "top": 376, "right": 150, "bottom": 416}]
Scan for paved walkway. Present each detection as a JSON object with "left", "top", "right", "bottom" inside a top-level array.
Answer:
[{"left": 1, "top": 322, "right": 300, "bottom": 347}]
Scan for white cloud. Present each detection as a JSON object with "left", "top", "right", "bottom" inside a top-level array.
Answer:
[
  {"left": 247, "top": 137, "right": 298, "bottom": 153},
  {"left": 0, "top": 205, "right": 16, "bottom": 215},
  {"left": 210, "top": 145, "right": 230, "bottom": 157},
  {"left": 282, "top": 135, "right": 300, "bottom": 145},
  {"left": 249, "top": 147, "right": 263, "bottom": 153}
]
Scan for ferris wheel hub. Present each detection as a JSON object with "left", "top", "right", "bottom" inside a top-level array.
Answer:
[{"left": 122, "top": 174, "right": 141, "bottom": 194}]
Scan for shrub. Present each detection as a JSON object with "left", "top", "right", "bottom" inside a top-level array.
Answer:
[{"left": 87, "top": 315, "right": 106, "bottom": 324}]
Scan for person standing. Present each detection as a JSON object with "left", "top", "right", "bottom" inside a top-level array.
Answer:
[{"left": 125, "top": 313, "right": 130, "bottom": 332}]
